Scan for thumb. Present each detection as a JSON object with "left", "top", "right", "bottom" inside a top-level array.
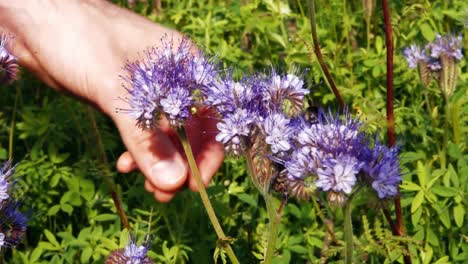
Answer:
[{"left": 114, "top": 114, "right": 188, "bottom": 192}]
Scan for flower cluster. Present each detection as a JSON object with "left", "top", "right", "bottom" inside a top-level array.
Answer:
[
  {"left": 273, "top": 111, "right": 401, "bottom": 204},
  {"left": 204, "top": 70, "right": 308, "bottom": 156},
  {"left": 106, "top": 237, "right": 153, "bottom": 264},
  {"left": 121, "top": 36, "right": 218, "bottom": 128},
  {"left": 403, "top": 33, "right": 463, "bottom": 96},
  {"left": 121, "top": 38, "right": 402, "bottom": 203},
  {"left": 0, "top": 161, "right": 29, "bottom": 251},
  {"left": 404, "top": 34, "right": 463, "bottom": 70},
  {"left": 0, "top": 33, "right": 19, "bottom": 85}
]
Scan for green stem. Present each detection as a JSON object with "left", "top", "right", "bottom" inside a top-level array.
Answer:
[
  {"left": 343, "top": 198, "right": 354, "bottom": 264},
  {"left": 178, "top": 128, "right": 239, "bottom": 264},
  {"left": 86, "top": 107, "right": 130, "bottom": 230},
  {"left": 8, "top": 85, "right": 20, "bottom": 160},
  {"left": 263, "top": 195, "right": 284, "bottom": 264},
  {"left": 441, "top": 94, "right": 450, "bottom": 168}
]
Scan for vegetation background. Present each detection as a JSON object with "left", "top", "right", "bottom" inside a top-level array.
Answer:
[{"left": 0, "top": 0, "right": 466, "bottom": 263}]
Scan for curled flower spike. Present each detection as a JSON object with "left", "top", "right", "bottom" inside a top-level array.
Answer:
[
  {"left": 121, "top": 36, "right": 219, "bottom": 129},
  {"left": 106, "top": 237, "right": 153, "bottom": 264},
  {"left": 260, "top": 70, "right": 309, "bottom": 115},
  {"left": 0, "top": 33, "right": 19, "bottom": 84}
]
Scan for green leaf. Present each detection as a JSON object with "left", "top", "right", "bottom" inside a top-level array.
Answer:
[
  {"left": 411, "top": 191, "right": 425, "bottom": 213},
  {"left": 438, "top": 209, "right": 451, "bottom": 229},
  {"left": 94, "top": 214, "right": 118, "bottom": 222},
  {"left": 426, "top": 227, "right": 439, "bottom": 246},
  {"left": 236, "top": 193, "right": 257, "bottom": 207},
  {"left": 433, "top": 256, "right": 450, "bottom": 264},
  {"left": 453, "top": 204, "right": 465, "bottom": 228},
  {"left": 401, "top": 181, "right": 421, "bottom": 191},
  {"left": 44, "top": 229, "right": 61, "bottom": 248},
  {"left": 47, "top": 205, "right": 61, "bottom": 216},
  {"left": 412, "top": 206, "right": 423, "bottom": 225},
  {"left": 417, "top": 161, "right": 429, "bottom": 186},
  {"left": 61, "top": 204, "right": 73, "bottom": 215},
  {"left": 38, "top": 241, "right": 60, "bottom": 251},
  {"left": 30, "top": 247, "right": 44, "bottom": 263},
  {"left": 81, "top": 247, "right": 93, "bottom": 263},
  {"left": 419, "top": 23, "right": 435, "bottom": 41},
  {"left": 431, "top": 186, "right": 457, "bottom": 197}
]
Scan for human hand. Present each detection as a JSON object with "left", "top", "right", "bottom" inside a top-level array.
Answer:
[{"left": 0, "top": 0, "right": 224, "bottom": 202}]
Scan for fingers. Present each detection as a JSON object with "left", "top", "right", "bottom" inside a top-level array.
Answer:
[
  {"left": 188, "top": 140, "right": 224, "bottom": 192},
  {"left": 116, "top": 151, "right": 137, "bottom": 173},
  {"left": 187, "top": 108, "right": 224, "bottom": 192}
]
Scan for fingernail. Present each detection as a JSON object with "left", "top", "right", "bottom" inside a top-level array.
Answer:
[{"left": 151, "top": 159, "right": 186, "bottom": 190}]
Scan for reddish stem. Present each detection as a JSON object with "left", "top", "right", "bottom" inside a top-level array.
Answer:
[
  {"left": 381, "top": 1, "right": 410, "bottom": 263},
  {"left": 308, "top": 0, "right": 345, "bottom": 109}
]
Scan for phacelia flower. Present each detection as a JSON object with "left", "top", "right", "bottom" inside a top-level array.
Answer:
[
  {"left": 0, "top": 161, "right": 14, "bottom": 203},
  {"left": 0, "top": 33, "right": 19, "bottom": 84},
  {"left": 106, "top": 238, "right": 153, "bottom": 264},
  {"left": 316, "top": 156, "right": 360, "bottom": 194},
  {"left": 426, "top": 34, "right": 463, "bottom": 61},
  {"left": 403, "top": 45, "right": 428, "bottom": 69},
  {"left": 215, "top": 108, "right": 255, "bottom": 155},
  {"left": 365, "top": 143, "right": 401, "bottom": 199},
  {"left": 159, "top": 87, "right": 192, "bottom": 126},
  {"left": 0, "top": 201, "right": 28, "bottom": 249},
  {"left": 263, "top": 113, "right": 294, "bottom": 154},
  {"left": 121, "top": 36, "right": 219, "bottom": 129},
  {"left": 261, "top": 71, "right": 309, "bottom": 115},
  {"left": 277, "top": 110, "right": 370, "bottom": 202}
]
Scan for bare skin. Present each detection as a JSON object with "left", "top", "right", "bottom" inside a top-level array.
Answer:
[{"left": 0, "top": 0, "right": 224, "bottom": 202}]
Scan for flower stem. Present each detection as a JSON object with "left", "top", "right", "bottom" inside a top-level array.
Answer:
[
  {"left": 343, "top": 199, "right": 354, "bottom": 264},
  {"left": 8, "top": 85, "right": 20, "bottom": 160},
  {"left": 308, "top": 0, "right": 345, "bottom": 109},
  {"left": 86, "top": 107, "right": 130, "bottom": 230},
  {"left": 178, "top": 128, "right": 239, "bottom": 264},
  {"left": 263, "top": 195, "right": 285, "bottom": 264}
]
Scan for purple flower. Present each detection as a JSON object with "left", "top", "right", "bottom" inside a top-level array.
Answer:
[
  {"left": 215, "top": 108, "right": 255, "bottom": 155},
  {"left": 0, "top": 161, "right": 14, "bottom": 203},
  {"left": 0, "top": 201, "right": 28, "bottom": 249},
  {"left": 159, "top": 87, "right": 192, "bottom": 127},
  {"left": 403, "top": 45, "right": 428, "bottom": 69},
  {"left": 285, "top": 148, "right": 317, "bottom": 179},
  {"left": 0, "top": 33, "right": 19, "bottom": 84},
  {"left": 365, "top": 143, "right": 401, "bottom": 199},
  {"left": 426, "top": 34, "right": 463, "bottom": 61},
  {"left": 124, "top": 240, "right": 149, "bottom": 263},
  {"left": 316, "top": 156, "right": 360, "bottom": 194},
  {"left": 121, "top": 36, "right": 218, "bottom": 129},
  {"left": 106, "top": 237, "right": 153, "bottom": 264},
  {"left": 261, "top": 71, "right": 309, "bottom": 114},
  {"left": 280, "top": 110, "right": 369, "bottom": 199},
  {"left": 263, "top": 113, "right": 294, "bottom": 154}
]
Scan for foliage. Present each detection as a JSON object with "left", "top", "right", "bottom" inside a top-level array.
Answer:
[{"left": 0, "top": 0, "right": 466, "bottom": 263}]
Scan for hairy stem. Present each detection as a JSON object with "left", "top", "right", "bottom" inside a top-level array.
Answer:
[
  {"left": 178, "top": 128, "right": 239, "bottom": 264},
  {"left": 343, "top": 199, "right": 354, "bottom": 264},
  {"left": 308, "top": 0, "right": 345, "bottom": 109},
  {"left": 264, "top": 196, "right": 285, "bottom": 264},
  {"left": 86, "top": 107, "right": 130, "bottom": 230}
]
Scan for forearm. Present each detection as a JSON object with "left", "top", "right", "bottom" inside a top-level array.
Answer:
[{"left": 0, "top": 0, "right": 182, "bottom": 117}]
